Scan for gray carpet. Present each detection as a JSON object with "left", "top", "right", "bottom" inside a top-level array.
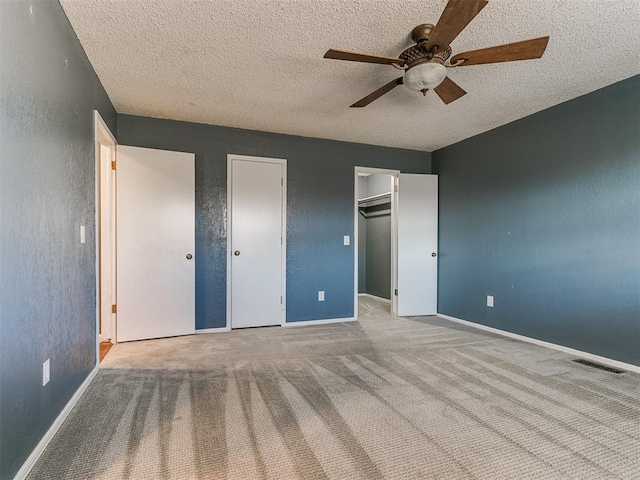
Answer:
[{"left": 28, "top": 297, "right": 640, "bottom": 479}]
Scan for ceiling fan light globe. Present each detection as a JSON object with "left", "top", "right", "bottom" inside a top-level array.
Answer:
[{"left": 403, "top": 62, "right": 447, "bottom": 92}]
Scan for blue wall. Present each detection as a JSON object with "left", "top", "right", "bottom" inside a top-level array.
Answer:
[
  {"left": 433, "top": 75, "right": 640, "bottom": 366},
  {"left": 0, "top": 0, "right": 117, "bottom": 478},
  {"left": 117, "top": 115, "right": 430, "bottom": 328}
]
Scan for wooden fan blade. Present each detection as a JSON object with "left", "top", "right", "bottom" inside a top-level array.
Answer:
[
  {"left": 425, "top": 0, "right": 488, "bottom": 53},
  {"left": 434, "top": 77, "right": 467, "bottom": 105},
  {"left": 324, "top": 49, "right": 403, "bottom": 66},
  {"left": 351, "top": 78, "right": 404, "bottom": 108},
  {"left": 450, "top": 37, "right": 550, "bottom": 66}
]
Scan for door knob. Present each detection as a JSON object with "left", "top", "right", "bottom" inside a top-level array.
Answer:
[
  {"left": 234, "top": 250, "right": 240, "bottom": 256},
  {"left": 431, "top": 252, "right": 437, "bottom": 257},
  {"left": 186, "top": 254, "right": 193, "bottom": 260}
]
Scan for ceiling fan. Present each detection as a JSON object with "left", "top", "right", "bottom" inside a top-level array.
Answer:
[{"left": 323, "top": 0, "right": 549, "bottom": 107}]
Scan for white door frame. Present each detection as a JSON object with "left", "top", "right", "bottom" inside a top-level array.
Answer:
[
  {"left": 226, "top": 154, "right": 287, "bottom": 329},
  {"left": 94, "top": 111, "right": 117, "bottom": 364},
  {"left": 354, "top": 166, "right": 400, "bottom": 319}
]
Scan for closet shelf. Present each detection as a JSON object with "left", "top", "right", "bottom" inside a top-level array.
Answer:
[{"left": 357, "top": 192, "right": 391, "bottom": 205}]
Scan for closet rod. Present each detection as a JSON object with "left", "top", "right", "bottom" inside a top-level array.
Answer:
[{"left": 359, "top": 209, "right": 391, "bottom": 218}]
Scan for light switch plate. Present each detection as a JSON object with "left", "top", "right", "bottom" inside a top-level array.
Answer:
[
  {"left": 43, "top": 359, "right": 50, "bottom": 386},
  {"left": 318, "top": 291, "right": 325, "bottom": 301},
  {"left": 80, "top": 225, "right": 86, "bottom": 244},
  {"left": 343, "top": 235, "right": 350, "bottom": 246},
  {"left": 487, "top": 295, "right": 494, "bottom": 308}
]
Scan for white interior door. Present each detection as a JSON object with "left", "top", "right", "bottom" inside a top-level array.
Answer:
[
  {"left": 116, "top": 145, "right": 195, "bottom": 342},
  {"left": 229, "top": 156, "right": 285, "bottom": 328},
  {"left": 396, "top": 174, "right": 438, "bottom": 316}
]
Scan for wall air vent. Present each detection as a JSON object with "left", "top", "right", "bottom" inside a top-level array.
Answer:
[{"left": 572, "top": 359, "right": 626, "bottom": 374}]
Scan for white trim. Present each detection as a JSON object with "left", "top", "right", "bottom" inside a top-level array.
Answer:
[
  {"left": 358, "top": 293, "right": 392, "bottom": 304},
  {"left": 195, "top": 326, "right": 232, "bottom": 334},
  {"left": 94, "top": 110, "right": 117, "bottom": 145},
  {"left": 356, "top": 167, "right": 401, "bottom": 176},
  {"left": 354, "top": 167, "right": 399, "bottom": 321},
  {"left": 226, "top": 157, "right": 232, "bottom": 329},
  {"left": 227, "top": 154, "right": 287, "bottom": 329},
  {"left": 13, "top": 366, "right": 99, "bottom": 480},
  {"left": 437, "top": 313, "right": 640, "bottom": 374},
  {"left": 94, "top": 111, "right": 117, "bottom": 363},
  {"left": 282, "top": 317, "right": 356, "bottom": 327}
]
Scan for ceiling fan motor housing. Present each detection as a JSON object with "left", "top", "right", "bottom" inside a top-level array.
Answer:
[
  {"left": 401, "top": 44, "right": 452, "bottom": 69},
  {"left": 402, "top": 24, "right": 452, "bottom": 69}
]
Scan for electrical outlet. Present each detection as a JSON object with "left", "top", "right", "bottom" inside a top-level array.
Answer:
[
  {"left": 42, "top": 359, "right": 50, "bottom": 386},
  {"left": 343, "top": 235, "right": 350, "bottom": 246},
  {"left": 487, "top": 295, "right": 494, "bottom": 308},
  {"left": 318, "top": 291, "right": 325, "bottom": 301}
]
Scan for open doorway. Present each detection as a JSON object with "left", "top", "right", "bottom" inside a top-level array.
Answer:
[
  {"left": 354, "top": 167, "right": 399, "bottom": 319},
  {"left": 94, "top": 111, "right": 117, "bottom": 363},
  {"left": 355, "top": 167, "right": 439, "bottom": 321}
]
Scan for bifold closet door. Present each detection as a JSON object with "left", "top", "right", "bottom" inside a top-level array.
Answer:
[{"left": 116, "top": 145, "right": 195, "bottom": 342}]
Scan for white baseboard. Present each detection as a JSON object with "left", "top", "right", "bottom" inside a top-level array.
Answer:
[
  {"left": 13, "top": 365, "right": 99, "bottom": 480},
  {"left": 358, "top": 293, "right": 391, "bottom": 304},
  {"left": 195, "top": 326, "right": 231, "bottom": 334},
  {"left": 437, "top": 313, "right": 640, "bottom": 374},
  {"left": 283, "top": 317, "right": 356, "bottom": 327}
]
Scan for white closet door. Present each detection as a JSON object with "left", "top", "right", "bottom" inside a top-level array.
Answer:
[
  {"left": 116, "top": 145, "right": 195, "bottom": 342},
  {"left": 229, "top": 156, "right": 285, "bottom": 329},
  {"left": 396, "top": 174, "right": 438, "bottom": 316}
]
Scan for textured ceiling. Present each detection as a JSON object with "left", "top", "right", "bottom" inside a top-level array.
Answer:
[{"left": 60, "top": 0, "right": 640, "bottom": 151}]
